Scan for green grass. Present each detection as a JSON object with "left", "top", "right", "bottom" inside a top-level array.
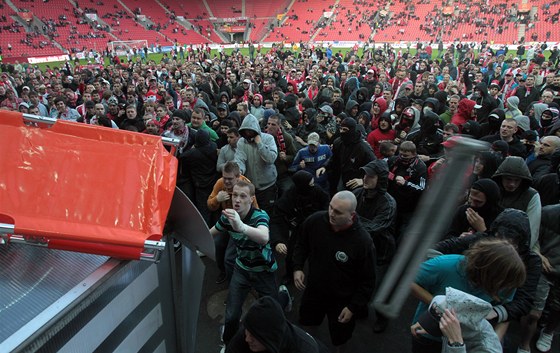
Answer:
[{"left": 26, "top": 46, "right": 554, "bottom": 72}]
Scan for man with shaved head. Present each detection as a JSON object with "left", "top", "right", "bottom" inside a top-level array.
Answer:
[
  {"left": 293, "top": 191, "right": 376, "bottom": 353},
  {"left": 528, "top": 136, "right": 560, "bottom": 180}
]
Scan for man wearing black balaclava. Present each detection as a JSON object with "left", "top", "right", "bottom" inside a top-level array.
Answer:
[
  {"left": 445, "top": 178, "right": 503, "bottom": 238},
  {"left": 405, "top": 110, "right": 444, "bottom": 163},
  {"left": 270, "top": 170, "right": 329, "bottom": 284},
  {"left": 316, "top": 117, "right": 376, "bottom": 196}
]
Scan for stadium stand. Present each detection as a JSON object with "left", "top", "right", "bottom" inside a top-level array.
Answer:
[{"left": 2, "top": 0, "right": 560, "bottom": 59}]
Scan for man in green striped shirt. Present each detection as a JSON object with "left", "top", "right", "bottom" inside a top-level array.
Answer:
[{"left": 210, "top": 180, "right": 278, "bottom": 344}]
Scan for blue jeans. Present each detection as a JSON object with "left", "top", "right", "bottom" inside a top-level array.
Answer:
[{"left": 222, "top": 265, "right": 278, "bottom": 343}]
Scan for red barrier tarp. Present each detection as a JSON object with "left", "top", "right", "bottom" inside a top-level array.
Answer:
[{"left": 0, "top": 112, "right": 177, "bottom": 259}]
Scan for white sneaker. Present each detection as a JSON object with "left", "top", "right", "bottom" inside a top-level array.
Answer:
[
  {"left": 279, "top": 285, "right": 292, "bottom": 312},
  {"left": 219, "top": 345, "right": 225, "bottom": 353},
  {"left": 536, "top": 330, "right": 554, "bottom": 352}
]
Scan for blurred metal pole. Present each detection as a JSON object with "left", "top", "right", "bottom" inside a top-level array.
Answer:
[{"left": 374, "top": 137, "right": 489, "bottom": 319}]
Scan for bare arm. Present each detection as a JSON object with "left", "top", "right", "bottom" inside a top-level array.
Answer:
[{"left": 410, "top": 283, "right": 433, "bottom": 305}]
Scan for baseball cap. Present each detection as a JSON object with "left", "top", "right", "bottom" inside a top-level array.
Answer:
[
  {"left": 22, "top": 86, "right": 30, "bottom": 91},
  {"left": 243, "top": 79, "right": 251, "bottom": 84},
  {"left": 19, "top": 102, "right": 30, "bottom": 109},
  {"left": 360, "top": 160, "right": 388, "bottom": 177},
  {"left": 217, "top": 102, "right": 228, "bottom": 110},
  {"left": 319, "top": 105, "right": 333, "bottom": 115},
  {"left": 405, "top": 84, "right": 413, "bottom": 90},
  {"left": 307, "top": 132, "right": 320, "bottom": 146},
  {"left": 367, "top": 69, "right": 375, "bottom": 74}
]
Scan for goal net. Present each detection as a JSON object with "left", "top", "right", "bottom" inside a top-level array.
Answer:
[{"left": 108, "top": 40, "right": 148, "bottom": 56}]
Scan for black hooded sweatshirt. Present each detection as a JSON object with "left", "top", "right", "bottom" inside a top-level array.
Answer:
[
  {"left": 180, "top": 129, "right": 218, "bottom": 188},
  {"left": 353, "top": 160, "right": 397, "bottom": 265},
  {"left": 473, "top": 82, "right": 498, "bottom": 124},
  {"left": 226, "top": 296, "right": 328, "bottom": 353},
  {"left": 445, "top": 178, "right": 503, "bottom": 238},
  {"left": 325, "top": 119, "right": 376, "bottom": 195}
]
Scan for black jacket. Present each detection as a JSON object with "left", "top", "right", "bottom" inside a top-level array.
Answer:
[
  {"left": 325, "top": 130, "right": 376, "bottom": 194},
  {"left": 270, "top": 177, "right": 329, "bottom": 246},
  {"left": 180, "top": 130, "right": 218, "bottom": 188},
  {"left": 434, "top": 209, "right": 541, "bottom": 323},
  {"left": 293, "top": 211, "right": 376, "bottom": 313},
  {"left": 353, "top": 160, "right": 397, "bottom": 265},
  {"left": 528, "top": 154, "right": 552, "bottom": 181},
  {"left": 387, "top": 155, "right": 427, "bottom": 212},
  {"left": 226, "top": 297, "right": 329, "bottom": 353},
  {"left": 539, "top": 205, "right": 560, "bottom": 280}
]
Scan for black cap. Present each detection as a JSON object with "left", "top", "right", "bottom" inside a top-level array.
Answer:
[{"left": 217, "top": 102, "right": 228, "bottom": 111}]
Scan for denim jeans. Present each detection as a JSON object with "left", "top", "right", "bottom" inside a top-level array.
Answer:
[{"left": 222, "top": 265, "right": 278, "bottom": 344}]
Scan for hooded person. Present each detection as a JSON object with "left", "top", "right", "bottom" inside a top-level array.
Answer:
[
  {"left": 505, "top": 96, "right": 522, "bottom": 119},
  {"left": 445, "top": 178, "right": 503, "bottom": 238},
  {"left": 226, "top": 296, "right": 329, "bottom": 353},
  {"left": 416, "top": 287, "right": 502, "bottom": 353},
  {"left": 528, "top": 102, "right": 547, "bottom": 129},
  {"left": 318, "top": 117, "right": 376, "bottom": 196},
  {"left": 345, "top": 99, "right": 360, "bottom": 119},
  {"left": 234, "top": 114, "right": 278, "bottom": 215},
  {"left": 180, "top": 129, "right": 219, "bottom": 224},
  {"left": 294, "top": 107, "right": 325, "bottom": 146},
  {"left": 540, "top": 107, "right": 559, "bottom": 137},
  {"left": 433, "top": 209, "right": 542, "bottom": 330},
  {"left": 406, "top": 110, "right": 444, "bottom": 160},
  {"left": 480, "top": 108, "right": 505, "bottom": 138},
  {"left": 342, "top": 76, "right": 360, "bottom": 102},
  {"left": 353, "top": 159, "right": 397, "bottom": 332},
  {"left": 370, "top": 97, "right": 388, "bottom": 130},
  {"left": 422, "top": 97, "right": 441, "bottom": 122},
  {"left": 472, "top": 82, "right": 498, "bottom": 124},
  {"left": 283, "top": 93, "right": 301, "bottom": 128},
  {"left": 394, "top": 106, "right": 420, "bottom": 144},
  {"left": 434, "top": 91, "right": 449, "bottom": 115},
  {"left": 330, "top": 96, "right": 345, "bottom": 116},
  {"left": 270, "top": 171, "right": 330, "bottom": 285},
  {"left": 513, "top": 115, "right": 531, "bottom": 136},
  {"left": 352, "top": 87, "right": 371, "bottom": 106},
  {"left": 391, "top": 96, "right": 411, "bottom": 123},
  {"left": 472, "top": 151, "right": 504, "bottom": 181},
  {"left": 353, "top": 160, "right": 396, "bottom": 267},
  {"left": 451, "top": 99, "right": 476, "bottom": 132},
  {"left": 367, "top": 114, "right": 396, "bottom": 159},
  {"left": 492, "top": 156, "right": 541, "bottom": 248},
  {"left": 461, "top": 120, "right": 482, "bottom": 139},
  {"left": 226, "top": 111, "right": 243, "bottom": 128},
  {"left": 250, "top": 93, "right": 265, "bottom": 121}
]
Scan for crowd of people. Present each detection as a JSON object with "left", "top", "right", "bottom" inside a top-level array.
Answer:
[{"left": 2, "top": 41, "right": 560, "bottom": 353}]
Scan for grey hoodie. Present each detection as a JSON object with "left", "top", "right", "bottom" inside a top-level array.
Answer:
[
  {"left": 234, "top": 114, "right": 278, "bottom": 190},
  {"left": 505, "top": 96, "right": 521, "bottom": 119}
]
